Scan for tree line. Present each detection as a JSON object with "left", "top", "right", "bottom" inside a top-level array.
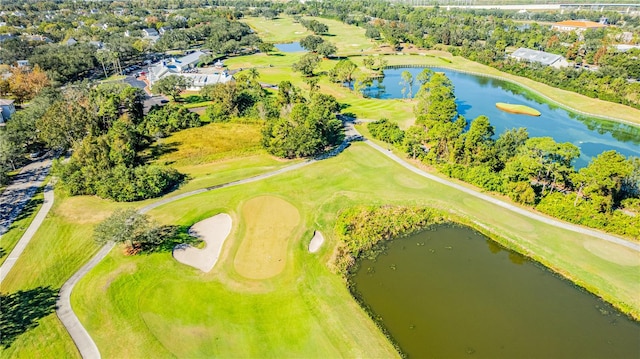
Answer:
[{"left": 367, "top": 69, "right": 640, "bottom": 239}]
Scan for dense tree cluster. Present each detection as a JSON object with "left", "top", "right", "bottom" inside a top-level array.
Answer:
[
  {"left": 299, "top": 35, "right": 337, "bottom": 57},
  {"left": 297, "top": 18, "right": 329, "bottom": 35},
  {"left": 50, "top": 85, "right": 197, "bottom": 202},
  {"left": 262, "top": 84, "right": 344, "bottom": 158},
  {"left": 0, "top": 82, "right": 199, "bottom": 201},
  {"left": 368, "top": 70, "right": 640, "bottom": 238}
]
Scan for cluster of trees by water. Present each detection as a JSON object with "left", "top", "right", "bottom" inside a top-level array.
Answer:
[{"left": 368, "top": 69, "right": 640, "bottom": 239}]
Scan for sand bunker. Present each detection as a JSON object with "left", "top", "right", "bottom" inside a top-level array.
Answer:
[
  {"left": 308, "top": 231, "right": 324, "bottom": 253},
  {"left": 173, "top": 213, "right": 232, "bottom": 273}
]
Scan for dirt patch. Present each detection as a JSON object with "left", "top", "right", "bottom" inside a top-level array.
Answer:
[{"left": 234, "top": 196, "right": 300, "bottom": 280}]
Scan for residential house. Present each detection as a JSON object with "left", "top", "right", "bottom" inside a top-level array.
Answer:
[
  {"left": 0, "top": 99, "right": 16, "bottom": 124},
  {"left": 159, "top": 26, "right": 172, "bottom": 35},
  {"left": 65, "top": 37, "right": 78, "bottom": 46},
  {"left": 143, "top": 28, "right": 160, "bottom": 42},
  {"left": 509, "top": 48, "right": 569, "bottom": 68},
  {"left": 16, "top": 60, "right": 28, "bottom": 67},
  {"left": 143, "top": 28, "right": 159, "bottom": 37}
]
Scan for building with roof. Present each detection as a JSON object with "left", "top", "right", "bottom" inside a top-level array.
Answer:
[
  {"left": 509, "top": 48, "right": 569, "bottom": 68},
  {"left": 143, "top": 28, "right": 159, "bottom": 37},
  {"left": 0, "top": 99, "right": 16, "bottom": 124},
  {"left": 552, "top": 20, "right": 607, "bottom": 32},
  {"left": 65, "top": 37, "right": 78, "bottom": 46},
  {"left": 147, "top": 51, "right": 233, "bottom": 91}
]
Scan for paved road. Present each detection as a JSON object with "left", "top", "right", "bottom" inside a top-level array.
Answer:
[
  {"left": 56, "top": 121, "right": 639, "bottom": 358},
  {"left": 0, "top": 182, "right": 55, "bottom": 283},
  {"left": 0, "top": 156, "right": 52, "bottom": 236}
]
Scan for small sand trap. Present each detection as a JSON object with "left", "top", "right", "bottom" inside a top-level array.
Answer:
[
  {"left": 173, "top": 213, "right": 232, "bottom": 273},
  {"left": 294, "top": 31, "right": 303, "bottom": 34},
  {"left": 308, "top": 231, "right": 324, "bottom": 253}
]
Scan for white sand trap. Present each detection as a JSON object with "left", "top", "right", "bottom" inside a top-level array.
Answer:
[
  {"left": 173, "top": 213, "right": 232, "bottom": 272},
  {"left": 308, "top": 230, "right": 325, "bottom": 253},
  {"left": 294, "top": 31, "right": 303, "bottom": 34}
]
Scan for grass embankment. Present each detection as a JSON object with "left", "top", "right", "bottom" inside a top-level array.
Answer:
[
  {"left": 69, "top": 142, "right": 640, "bottom": 357},
  {"left": 496, "top": 102, "right": 541, "bottom": 116}
]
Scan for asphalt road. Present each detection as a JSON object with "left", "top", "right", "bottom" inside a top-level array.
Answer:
[{"left": 0, "top": 155, "right": 52, "bottom": 236}]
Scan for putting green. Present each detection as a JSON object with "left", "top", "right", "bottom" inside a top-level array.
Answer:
[{"left": 234, "top": 196, "right": 301, "bottom": 279}]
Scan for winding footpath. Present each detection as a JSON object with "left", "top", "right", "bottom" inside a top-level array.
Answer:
[
  {"left": 47, "top": 125, "right": 639, "bottom": 358},
  {"left": 56, "top": 159, "right": 316, "bottom": 359}
]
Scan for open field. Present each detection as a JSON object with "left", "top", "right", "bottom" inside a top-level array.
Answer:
[
  {"left": 3, "top": 16, "right": 640, "bottom": 356},
  {"left": 242, "top": 16, "right": 374, "bottom": 54},
  {"left": 65, "top": 142, "right": 640, "bottom": 357}
]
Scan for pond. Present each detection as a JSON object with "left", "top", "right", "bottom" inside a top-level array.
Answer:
[
  {"left": 361, "top": 67, "right": 640, "bottom": 168},
  {"left": 274, "top": 42, "right": 305, "bottom": 53},
  {"left": 351, "top": 224, "right": 640, "bottom": 358}
]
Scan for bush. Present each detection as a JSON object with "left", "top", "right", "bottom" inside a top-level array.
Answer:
[
  {"left": 333, "top": 205, "right": 449, "bottom": 275},
  {"left": 367, "top": 119, "right": 405, "bottom": 145}
]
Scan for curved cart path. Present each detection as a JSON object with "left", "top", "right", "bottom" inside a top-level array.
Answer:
[
  {"left": 57, "top": 159, "right": 315, "bottom": 359},
  {"left": 356, "top": 129, "right": 640, "bottom": 252},
  {"left": 57, "top": 125, "right": 639, "bottom": 358}
]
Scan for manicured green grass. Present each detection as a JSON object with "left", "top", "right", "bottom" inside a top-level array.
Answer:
[
  {"left": 234, "top": 195, "right": 301, "bottom": 279},
  {"left": 242, "top": 15, "right": 375, "bottom": 55},
  {"left": 241, "top": 16, "right": 310, "bottom": 44},
  {"left": 69, "top": 142, "right": 640, "bottom": 358},
  {"left": 496, "top": 102, "right": 541, "bottom": 116}
]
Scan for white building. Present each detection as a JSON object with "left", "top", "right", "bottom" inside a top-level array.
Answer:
[
  {"left": 147, "top": 51, "right": 233, "bottom": 91},
  {"left": 509, "top": 48, "right": 569, "bottom": 69},
  {"left": 0, "top": 99, "right": 16, "bottom": 124}
]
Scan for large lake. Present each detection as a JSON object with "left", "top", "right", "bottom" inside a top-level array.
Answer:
[
  {"left": 361, "top": 67, "right": 640, "bottom": 168},
  {"left": 351, "top": 225, "right": 640, "bottom": 358}
]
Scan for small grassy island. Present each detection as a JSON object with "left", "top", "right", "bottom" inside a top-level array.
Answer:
[{"left": 496, "top": 102, "right": 541, "bottom": 116}]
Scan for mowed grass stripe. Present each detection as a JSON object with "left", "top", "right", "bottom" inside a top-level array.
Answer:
[{"left": 234, "top": 196, "right": 301, "bottom": 280}]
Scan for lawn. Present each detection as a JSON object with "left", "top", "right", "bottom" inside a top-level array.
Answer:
[
  {"left": 3, "top": 28, "right": 640, "bottom": 356},
  {"left": 242, "top": 15, "right": 374, "bottom": 55},
  {"left": 68, "top": 142, "right": 639, "bottom": 357}
]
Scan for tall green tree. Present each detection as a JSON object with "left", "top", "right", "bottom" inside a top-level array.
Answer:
[
  {"left": 292, "top": 53, "right": 320, "bottom": 77},
  {"left": 572, "top": 150, "right": 633, "bottom": 211},
  {"left": 152, "top": 75, "right": 192, "bottom": 101}
]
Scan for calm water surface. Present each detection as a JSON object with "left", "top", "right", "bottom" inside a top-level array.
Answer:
[
  {"left": 361, "top": 67, "right": 640, "bottom": 168},
  {"left": 274, "top": 42, "right": 305, "bottom": 52},
  {"left": 351, "top": 225, "right": 640, "bottom": 358}
]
